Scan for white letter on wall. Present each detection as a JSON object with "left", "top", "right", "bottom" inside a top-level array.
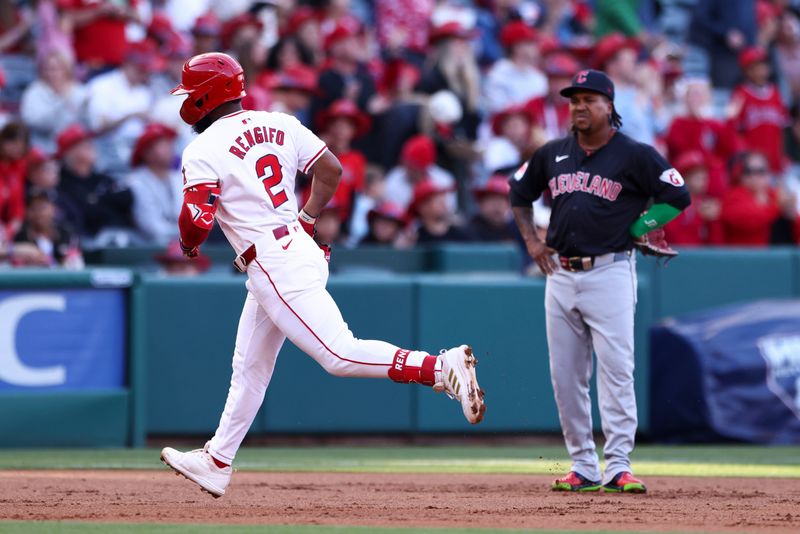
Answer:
[{"left": 0, "top": 294, "right": 67, "bottom": 386}]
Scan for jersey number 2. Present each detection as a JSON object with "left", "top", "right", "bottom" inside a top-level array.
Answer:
[{"left": 255, "top": 154, "right": 287, "bottom": 208}]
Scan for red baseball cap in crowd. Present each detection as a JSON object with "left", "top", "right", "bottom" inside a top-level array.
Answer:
[
  {"left": 27, "top": 147, "right": 53, "bottom": 169},
  {"left": 544, "top": 52, "right": 581, "bottom": 78},
  {"left": 56, "top": 124, "right": 93, "bottom": 158},
  {"left": 316, "top": 99, "right": 371, "bottom": 138},
  {"left": 428, "top": 21, "right": 476, "bottom": 45},
  {"left": 192, "top": 12, "right": 222, "bottom": 37},
  {"left": 378, "top": 59, "right": 420, "bottom": 94},
  {"left": 537, "top": 34, "right": 560, "bottom": 58},
  {"left": 592, "top": 32, "right": 640, "bottom": 69},
  {"left": 499, "top": 21, "right": 537, "bottom": 49},
  {"left": 131, "top": 123, "right": 177, "bottom": 167},
  {"left": 491, "top": 103, "right": 534, "bottom": 136},
  {"left": 164, "top": 33, "right": 193, "bottom": 61},
  {"left": 147, "top": 13, "right": 175, "bottom": 43},
  {"left": 673, "top": 150, "right": 707, "bottom": 176},
  {"left": 368, "top": 202, "right": 406, "bottom": 225},
  {"left": 473, "top": 174, "right": 511, "bottom": 200},
  {"left": 325, "top": 24, "right": 357, "bottom": 52},
  {"left": 408, "top": 179, "right": 454, "bottom": 215},
  {"left": 660, "top": 61, "right": 684, "bottom": 82},
  {"left": 125, "top": 39, "right": 166, "bottom": 73},
  {"left": 401, "top": 135, "right": 437, "bottom": 170},
  {"left": 739, "top": 47, "right": 768, "bottom": 69},
  {"left": 284, "top": 6, "right": 318, "bottom": 36},
  {"left": 266, "top": 65, "right": 319, "bottom": 94},
  {"left": 221, "top": 13, "right": 263, "bottom": 50}
]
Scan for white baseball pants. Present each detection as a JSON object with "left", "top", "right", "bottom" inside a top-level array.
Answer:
[
  {"left": 207, "top": 224, "right": 418, "bottom": 463},
  {"left": 544, "top": 253, "right": 638, "bottom": 484}
]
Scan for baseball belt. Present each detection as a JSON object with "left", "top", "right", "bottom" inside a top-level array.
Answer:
[
  {"left": 232, "top": 224, "right": 296, "bottom": 272},
  {"left": 558, "top": 250, "right": 632, "bottom": 272}
]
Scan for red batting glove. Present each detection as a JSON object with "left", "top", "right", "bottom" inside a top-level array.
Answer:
[
  {"left": 179, "top": 239, "right": 199, "bottom": 258},
  {"left": 298, "top": 209, "right": 317, "bottom": 237},
  {"left": 319, "top": 243, "right": 331, "bottom": 263}
]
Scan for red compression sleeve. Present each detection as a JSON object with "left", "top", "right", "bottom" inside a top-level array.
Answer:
[{"left": 179, "top": 184, "right": 220, "bottom": 248}]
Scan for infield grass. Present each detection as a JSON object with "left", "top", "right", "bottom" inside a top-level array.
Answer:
[{"left": 0, "top": 445, "right": 798, "bottom": 478}]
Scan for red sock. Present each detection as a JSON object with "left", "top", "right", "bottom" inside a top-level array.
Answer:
[
  {"left": 211, "top": 455, "right": 229, "bottom": 469},
  {"left": 388, "top": 349, "right": 438, "bottom": 386}
]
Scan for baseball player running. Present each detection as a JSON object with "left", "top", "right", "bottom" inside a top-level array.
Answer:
[
  {"left": 510, "top": 70, "right": 690, "bottom": 493},
  {"left": 160, "top": 53, "right": 485, "bottom": 498}
]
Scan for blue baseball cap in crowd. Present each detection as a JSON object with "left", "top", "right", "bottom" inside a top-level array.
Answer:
[{"left": 559, "top": 69, "right": 615, "bottom": 101}]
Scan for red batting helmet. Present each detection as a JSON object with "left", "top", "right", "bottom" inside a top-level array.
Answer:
[{"left": 170, "top": 52, "right": 247, "bottom": 125}]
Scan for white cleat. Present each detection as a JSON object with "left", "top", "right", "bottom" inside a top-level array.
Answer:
[
  {"left": 160, "top": 443, "right": 231, "bottom": 498},
  {"left": 434, "top": 345, "right": 486, "bottom": 424}
]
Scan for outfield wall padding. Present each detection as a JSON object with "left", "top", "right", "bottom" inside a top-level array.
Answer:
[{"left": 0, "top": 248, "right": 797, "bottom": 446}]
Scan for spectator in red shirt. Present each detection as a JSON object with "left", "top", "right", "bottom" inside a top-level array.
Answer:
[
  {"left": 0, "top": 122, "right": 30, "bottom": 239},
  {"left": 663, "top": 150, "right": 724, "bottom": 246},
  {"left": 315, "top": 100, "right": 371, "bottom": 225},
  {"left": 728, "top": 47, "right": 789, "bottom": 173},
  {"left": 665, "top": 77, "right": 741, "bottom": 197},
  {"left": 720, "top": 151, "right": 796, "bottom": 245},
  {"left": 59, "top": 0, "right": 140, "bottom": 74}
]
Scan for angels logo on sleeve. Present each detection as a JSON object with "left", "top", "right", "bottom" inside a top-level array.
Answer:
[{"left": 659, "top": 168, "right": 685, "bottom": 187}]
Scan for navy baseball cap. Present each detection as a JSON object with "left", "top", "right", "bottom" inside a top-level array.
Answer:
[{"left": 559, "top": 69, "right": 615, "bottom": 101}]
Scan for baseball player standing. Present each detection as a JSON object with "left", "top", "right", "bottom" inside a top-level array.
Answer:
[
  {"left": 160, "top": 53, "right": 485, "bottom": 498},
  {"left": 509, "top": 70, "right": 690, "bottom": 493}
]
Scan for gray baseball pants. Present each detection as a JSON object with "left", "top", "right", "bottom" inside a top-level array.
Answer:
[{"left": 544, "top": 253, "right": 638, "bottom": 484}]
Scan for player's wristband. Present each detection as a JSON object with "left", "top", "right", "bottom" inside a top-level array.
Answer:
[
  {"left": 298, "top": 209, "right": 317, "bottom": 237},
  {"left": 629, "top": 203, "right": 682, "bottom": 238},
  {"left": 299, "top": 209, "right": 317, "bottom": 224}
]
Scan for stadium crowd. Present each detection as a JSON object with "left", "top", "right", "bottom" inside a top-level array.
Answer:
[{"left": 0, "top": 0, "right": 799, "bottom": 269}]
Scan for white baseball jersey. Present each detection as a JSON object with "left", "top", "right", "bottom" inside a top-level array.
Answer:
[{"left": 181, "top": 109, "right": 328, "bottom": 254}]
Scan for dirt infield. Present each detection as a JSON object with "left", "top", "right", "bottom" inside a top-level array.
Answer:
[{"left": 1, "top": 470, "right": 798, "bottom": 532}]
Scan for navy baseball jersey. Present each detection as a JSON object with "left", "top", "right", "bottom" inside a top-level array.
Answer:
[{"left": 509, "top": 131, "right": 691, "bottom": 257}]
